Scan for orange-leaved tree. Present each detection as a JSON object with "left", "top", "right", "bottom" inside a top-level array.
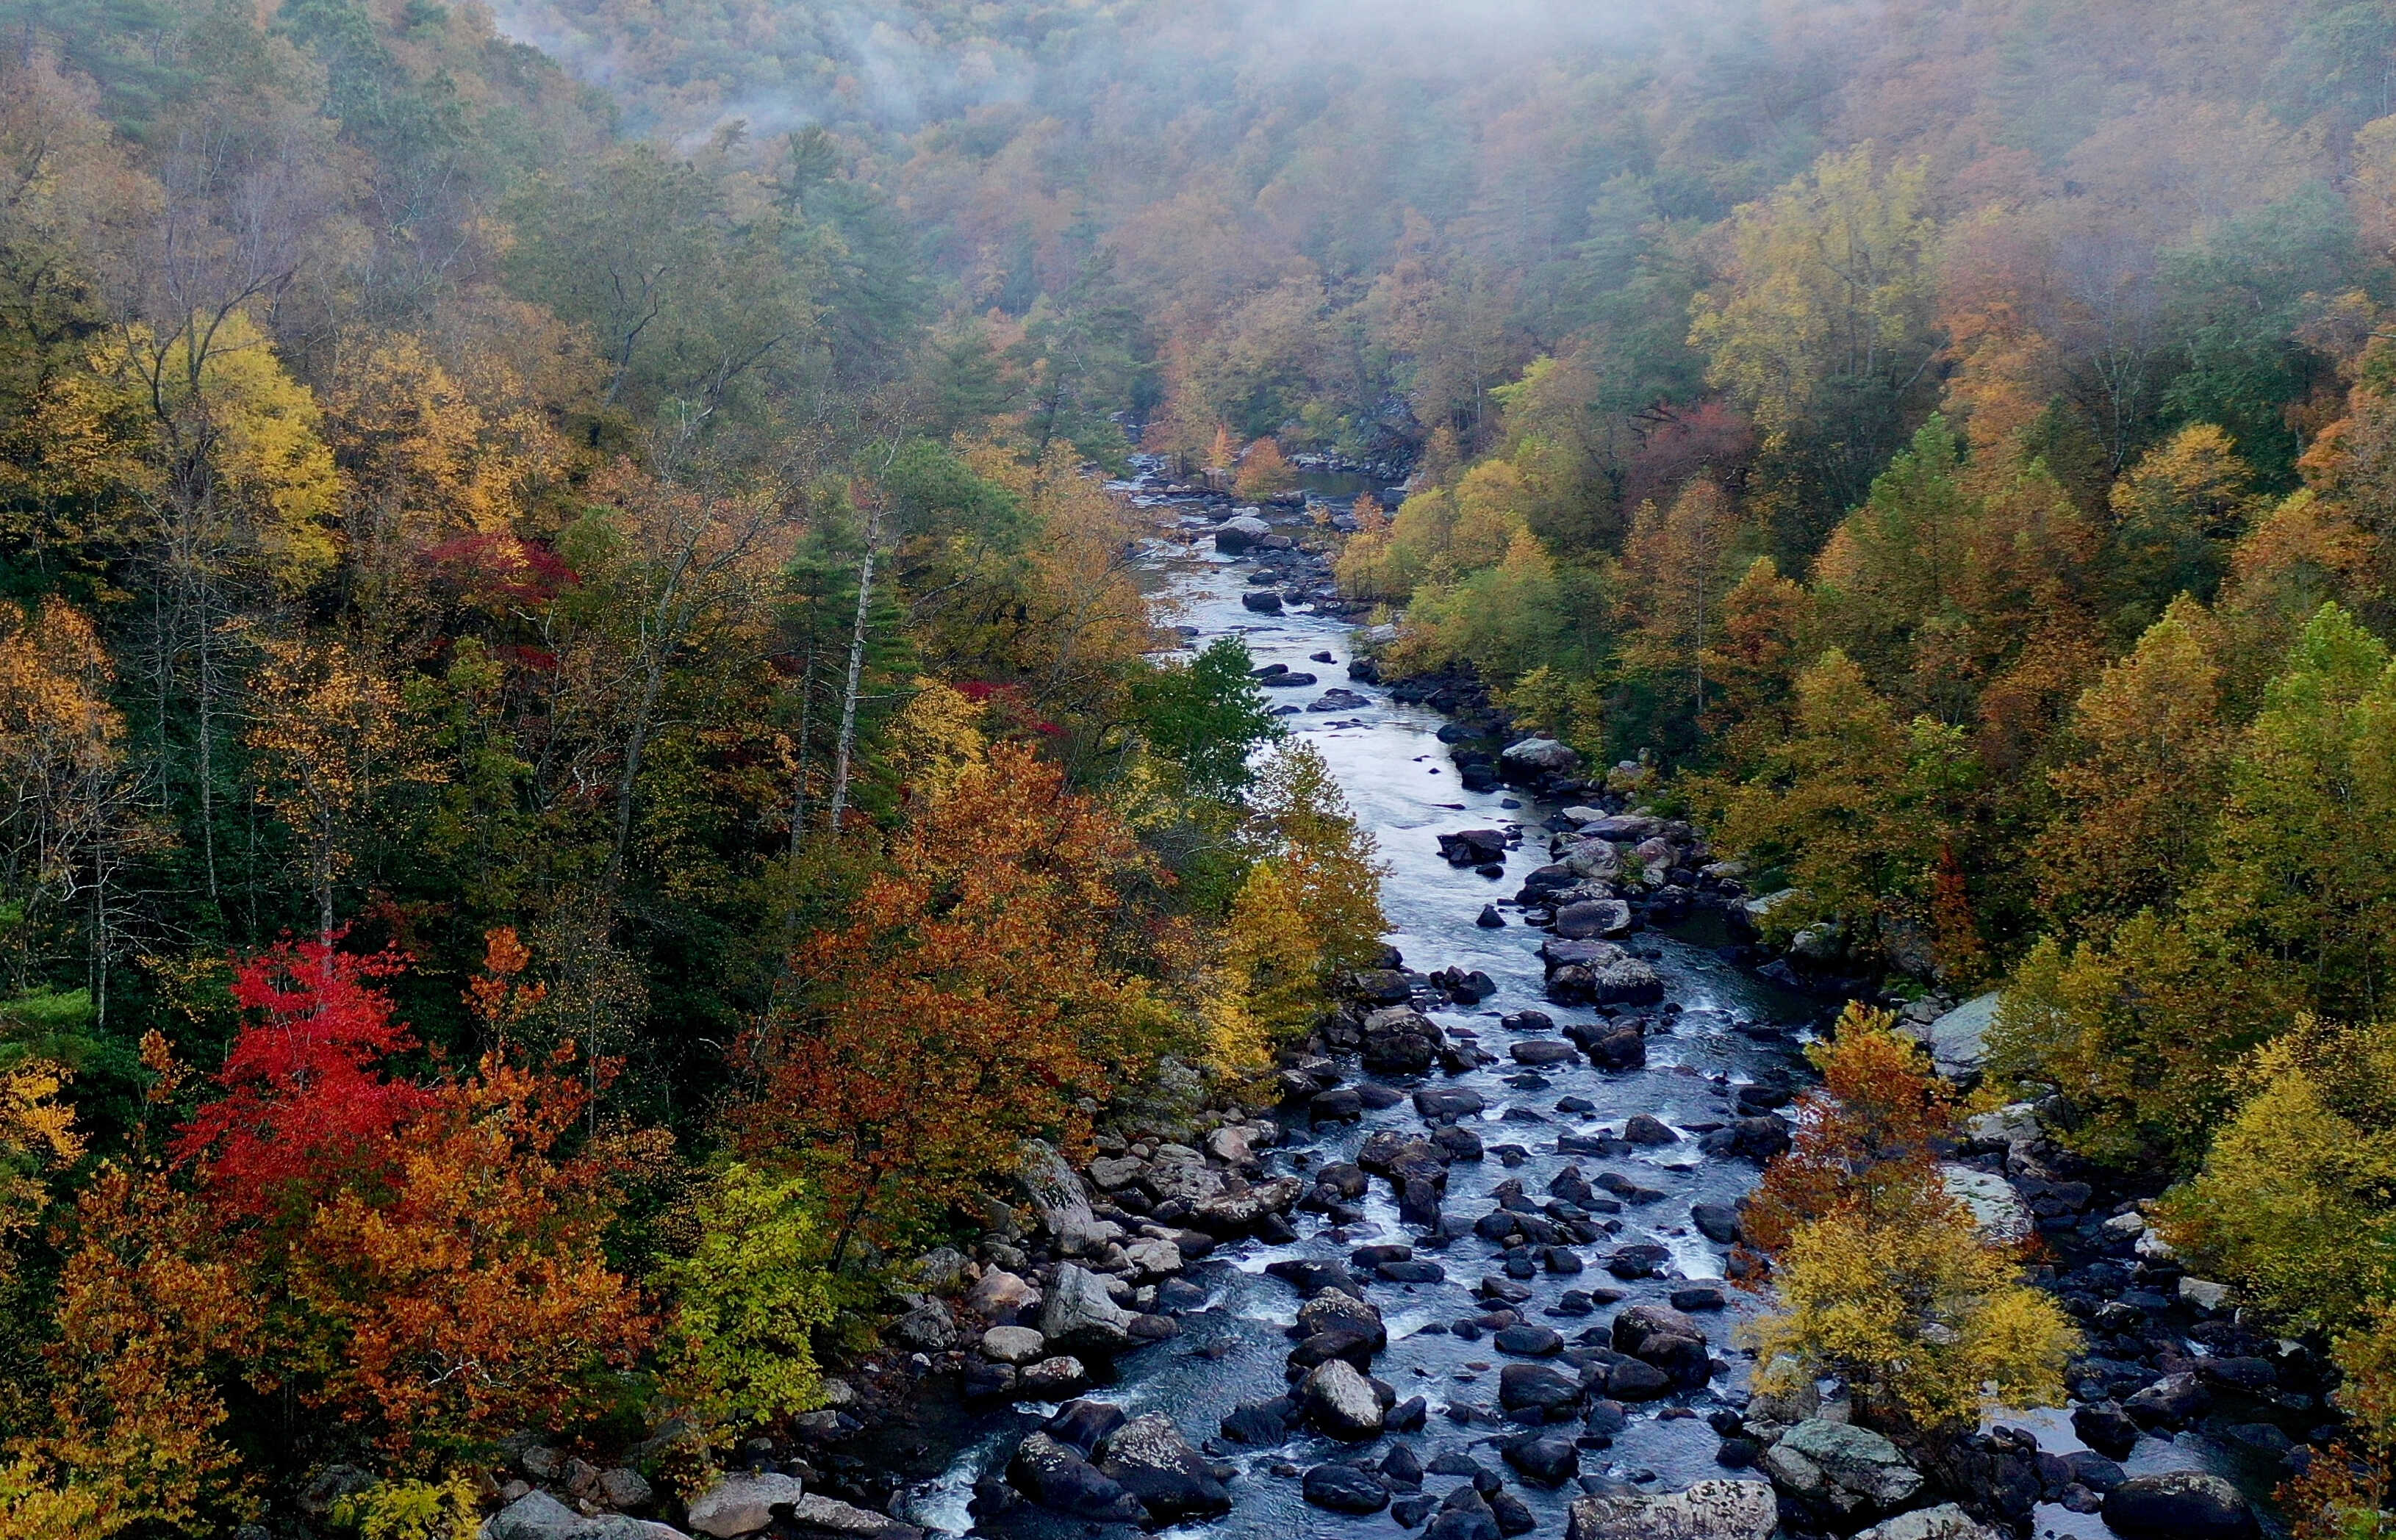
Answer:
[
  {"left": 166, "top": 935, "right": 646, "bottom": 1464},
  {"left": 286, "top": 1054, "right": 650, "bottom": 1461},
  {"left": 1740, "top": 1000, "right": 1959, "bottom": 1259},
  {"left": 739, "top": 741, "right": 1185, "bottom": 1264}
]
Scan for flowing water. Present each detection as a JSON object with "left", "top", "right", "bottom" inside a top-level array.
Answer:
[
  {"left": 897, "top": 538, "right": 1822, "bottom": 1536},
  {"left": 892, "top": 535, "right": 2246, "bottom": 1539}
]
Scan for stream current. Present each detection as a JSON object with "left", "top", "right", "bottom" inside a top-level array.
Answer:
[
  {"left": 898, "top": 534, "right": 1820, "bottom": 1537},
  {"left": 885, "top": 529, "right": 2250, "bottom": 1539}
]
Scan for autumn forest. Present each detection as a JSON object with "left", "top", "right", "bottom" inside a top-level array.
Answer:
[{"left": 4, "top": 0, "right": 2396, "bottom": 1536}]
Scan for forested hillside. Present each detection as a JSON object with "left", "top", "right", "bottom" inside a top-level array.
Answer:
[{"left": 6, "top": 0, "right": 2396, "bottom": 1534}]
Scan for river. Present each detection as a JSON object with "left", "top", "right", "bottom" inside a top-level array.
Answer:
[{"left": 893, "top": 525, "right": 1826, "bottom": 1537}]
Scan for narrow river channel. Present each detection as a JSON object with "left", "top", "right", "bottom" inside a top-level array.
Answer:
[{"left": 897, "top": 513, "right": 1828, "bottom": 1538}]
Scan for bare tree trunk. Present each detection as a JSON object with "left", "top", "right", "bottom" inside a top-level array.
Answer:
[{"left": 828, "top": 497, "right": 883, "bottom": 832}]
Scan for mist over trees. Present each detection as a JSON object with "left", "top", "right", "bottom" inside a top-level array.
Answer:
[{"left": 4, "top": 0, "right": 2396, "bottom": 1530}]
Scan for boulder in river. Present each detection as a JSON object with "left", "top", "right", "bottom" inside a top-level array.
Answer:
[
  {"left": 1554, "top": 899, "right": 1634, "bottom": 940},
  {"left": 1540, "top": 938, "right": 1664, "bottom": 1006},
  {"left": 1008, "top": 1431, "right": 1145, "bottom": 1523},
  {"left": 1095, "top": 1413, "right": 1231, "bottom": 1522},
  {"left": 1613, "top": 1302, "right": 1711, "bottom": 1386},
  {"left": 1500, "top": 737, "right": 1582, "bottom": 780},
  {"left": 1303, "top": 1463, "right": 1391, "bottom": 1513},
  {"left": 1565, "top": 1480, "right": 1778, "bottom": 1540},
  {"left": 1301, "top": 1359, "right": 1386, "bottom": 1439},
  {"left": 1850, "top": 1505, "right": 2012, "bottom": 1540},
  {"left": 1213, "top": 515, "right": 1271, "bottom": 552},
  {"left": 1762, "top": 1419, "right": 1924, "bottom": 1522},
  {"left": 2102, "top": 1471, "right": 2257, "bottom": 1540}
]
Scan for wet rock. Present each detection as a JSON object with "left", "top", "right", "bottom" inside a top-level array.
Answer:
[
  {"left": 2103, "top": 1471, "right": 2258, "bottom": 1540},
  {"left": 2124, "top": 1371, "right": 2210, "bottom": 1430},
  {"left": 1762, "top": 1420, "right": 1923, "bottom": 1522},
  {"left": 1300, "top": 1290, "right": 1387, "bottom": 1348},
  {"left": 1097, "top": 1413, "right": 1231, "bottom": 1522},
  {"left": 1304, "top": 1464, "right": 1392, "bottom": 1514},
  {"left": 1415, "top": 1087, "right": 1485, "bottom": 1118},
  {"left": 1690, "top": 1202, "right": 1741, "bottom": 1244},
  {"left": 1670, "top": 1286, "right": 1726, "bottom": 1312},
  {"left": 1478, "top": 905, "right": 1505, "bottom": 928},
  {"left": 1438, "top": 830, "right": 1511, "bottom": 866},
  {"left": 1499, "top": 1363, "right": 1582, "bottom": 1414},
  {"left": 1426, "top": 1493, "right": 1502, "bottom": 1540},
  {"left": 1565, "top": 1021, "right": 1647, "bottom": 1070},
  {"left": 687, "top": 1473, "right": 807, "bottom": 1538},
  {"left": 1565, "top": 1480, "right": 1778, "bottom": 1540},
  {"left": 1017, "top": 1356, "right": 1090, "bottom": 1395},
  {"left": 1541, "top": 939, "right": 1665, "bottom": 1007},
  {"left": 1007, "top": 1432, "right": 1147, "bottom": 1523},
  {"left": 1241, "top": 590, "right": 1284, "bottom": 613},
  {"left": 1623, "top": 1114, "right": 1678, "bottom": 1145},
  {"left": 1510, "top": 1038, "right": 1578, "bottom": 1067},
  {"left": 1554, "top": 899, "right": 1635, "bottom": 940},
  {"left": 1362, "top": 1007, "right": 1447, "bottom": 1074},
  {"left": 1607, "top": 1359, "right": 1674, "bottom": 1399},
  {"left": 1494, "top": 1324, "right": 1564, "bottom": 1356},
  {"left": 1501, "top": 1433, "right": 1579, "bottom": 1486},
  {"left": 1613, "top": 1303, "right": 1711, "bottom": 1386},
  {"left": 1302, "top": 1359, "right": 1386, "bottom": 1439},
  {"left": 1604, "top": 1242, "right": 1671, "bottom": 1279},
  {"left": 1266, "top": 1258, "right": 1360, "bottom": 1298},
  {"left": 1041, "top": 1264, "right": 1137, "bottom": 1356},
  {"left": 1221, "top": 1397, "right": 1296, "bottom": 1444}
]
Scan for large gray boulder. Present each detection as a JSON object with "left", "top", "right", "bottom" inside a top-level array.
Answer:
[
  {"left": 1940, "top": 1165, "right": 2032, "bottom": 1245},
  {"left": 487, "top": 1492, "right": 582, "bottom": 1540},
  {"left": 1041, "top": 1263, "right": 1136, "bottom": 1356},
  {"left": 1565, "top": 1480, "right": 1777, "bottom": 1540},
  {"left": 1019, "top": 1140, "right": 1111, "bottom": 1256},
  {"left": 686, "top": 1473, "right": 807, "bottom": 1538},
  {"left": 1851, "top": 1505, "right": 2010, "bottom": 1540},
  {"left": 1008, "top": 1431, "right": 1147, "bottom": 1523},
  {"left": 1213, "top": 515, "right": 1271, "bottom": 553},
  {"left": 1924, "top": 990, "right": 2001, "bottom": 1079},
  {"left": 1096, "top": 1413, "right": 1232, "bottom": 1522},
  {"left": 2102, "top": 1471, "right": 2258, "bottom": 1539},
  {"left": 1540, "top": 938, "right": 1665, "bottom": 1006},
  {"left": 1501, "top": 737, "right": 1582, "bottom": 778},
  {"left": 1762, "top": 1420, "right": 1924, "bottom": 1521},
  {"left": 1301, "top": 1359, "right": 1385, "bottom": 1439}
]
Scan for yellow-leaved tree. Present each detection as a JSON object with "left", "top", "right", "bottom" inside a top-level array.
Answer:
[{"left": 1745, "top": 1004, "right": 2078, "bottom": 1433}]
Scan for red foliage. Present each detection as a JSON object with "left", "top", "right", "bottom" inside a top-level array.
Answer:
[
  {"left": 1623, "top": 399, "right": 1757, "bottom": 514},
  {"left": 418, "top": 533, "right": 578, "bottom": 609},
  {"left": 172, "top": 940, "right": 430, "bottom": 1220}
]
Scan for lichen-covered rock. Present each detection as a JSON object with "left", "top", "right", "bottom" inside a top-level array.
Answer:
[
  {"left": 1040, "top": 1263, "right": 1136, "bottom": 1356},
  {"left": 1565, "top": 1480, "right": 1777, "bottom": 1540},
  {"left": 1095, "top": 1413, "right": 1232, "bottom": 1522}
]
